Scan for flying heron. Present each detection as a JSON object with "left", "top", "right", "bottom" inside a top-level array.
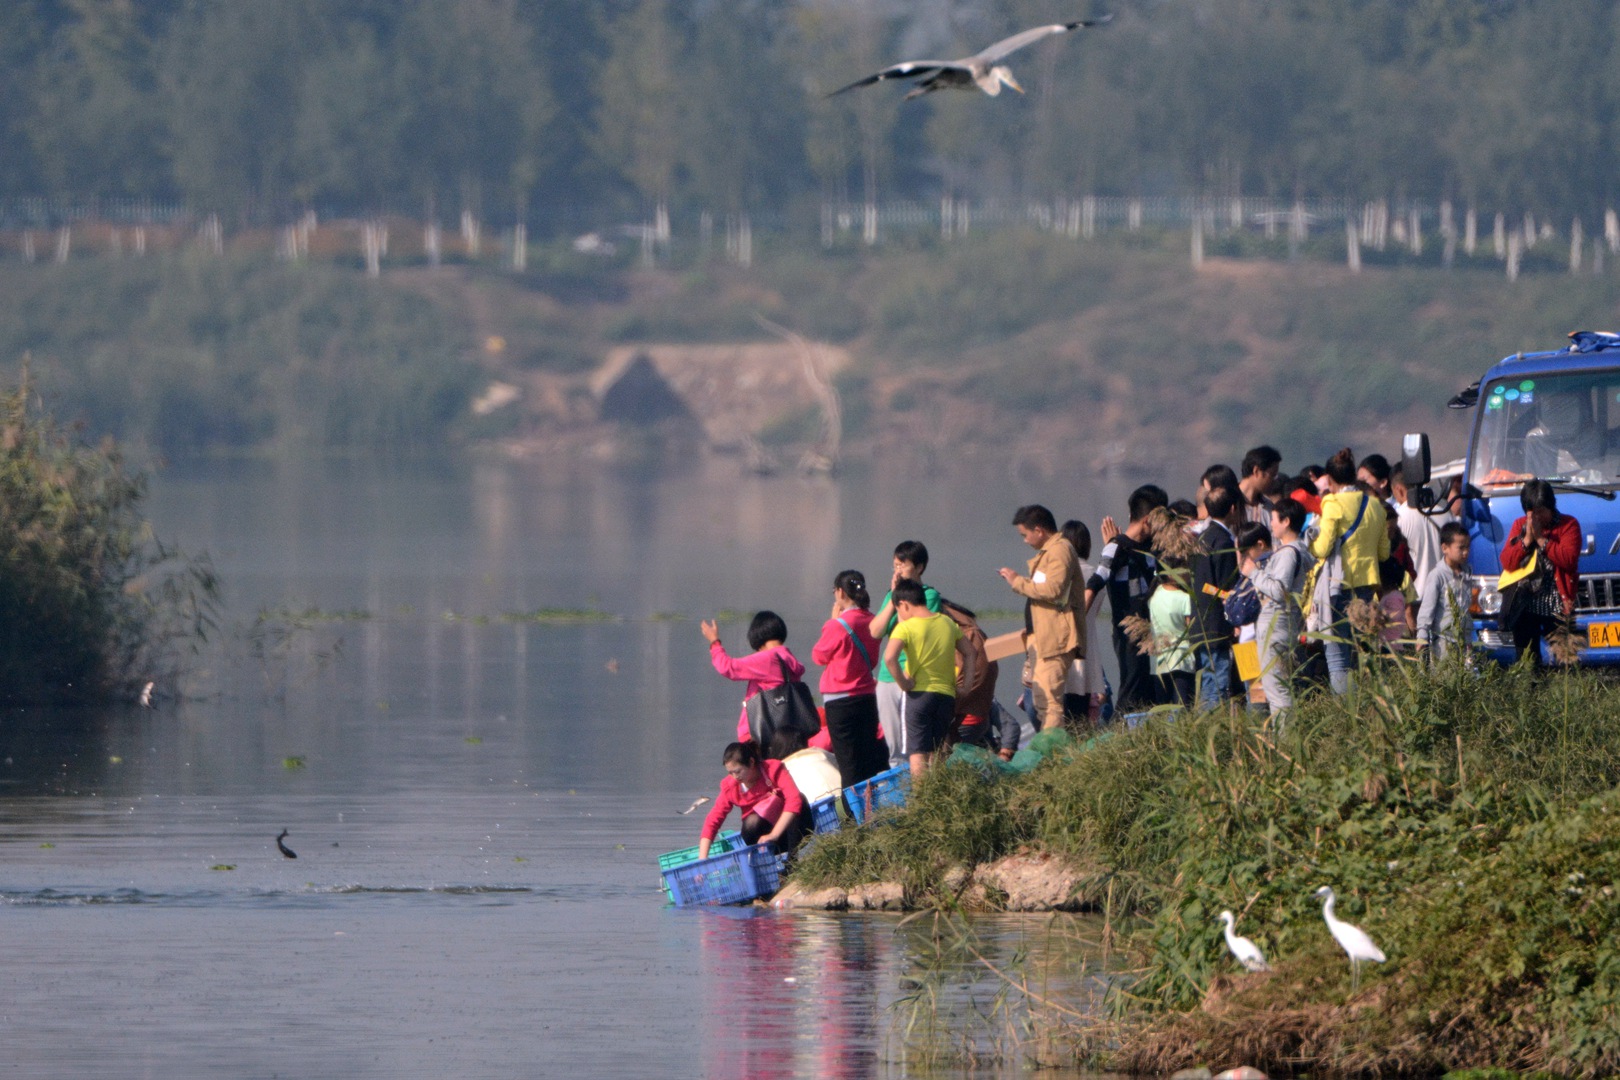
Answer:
[{"left": 827, "top": 16, "right": 1112, "bottom": 101}]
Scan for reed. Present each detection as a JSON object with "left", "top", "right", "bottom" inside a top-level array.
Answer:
[{"left": 794, "top": 649, "right": 1620, "bottom": 1074}]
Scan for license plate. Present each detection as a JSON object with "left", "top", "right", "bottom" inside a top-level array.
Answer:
[{"left": 1588, "top": 622, "right": 1620, "bottom": 648}]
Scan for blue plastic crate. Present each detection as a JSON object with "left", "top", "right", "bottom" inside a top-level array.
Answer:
[
  {"left": 847, "top": 764, "right": 911, "bottom": 825},
  {"left": 662, "top": 842, "right": 787, "bottom": 907},
  {"left": 809, "top": 795, "right": 840, "bottom": 834},
  {"left": 659, "top": 831, "right": 742, "bottom": 901}
]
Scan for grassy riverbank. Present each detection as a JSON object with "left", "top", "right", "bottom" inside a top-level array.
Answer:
[{"left": 793, "top": 655, "right": 1620, "bottom": 1075}]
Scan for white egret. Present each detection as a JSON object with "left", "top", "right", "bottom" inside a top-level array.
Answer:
[
  {"left": 1314, "top": 885, "right": 1385, "bottom": 989},
  {"left": 1218, "top": 910, "right": 1271, "bottom": 973},
  {"left": 827, "top": 16, "right": 1113, "bottom": 101}
]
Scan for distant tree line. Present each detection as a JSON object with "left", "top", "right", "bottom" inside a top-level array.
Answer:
[{"left": 2, "top": 0, "right": 1617, "bottom": 233}]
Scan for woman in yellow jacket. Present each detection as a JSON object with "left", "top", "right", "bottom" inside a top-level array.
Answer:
[{"left": 1310, "top": 448, "right": 1390, "bottom": 694}]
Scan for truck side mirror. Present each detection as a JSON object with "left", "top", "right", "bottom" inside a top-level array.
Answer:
[{"left": 1401, "top": 433, "right": 1431, "bottom": 487}]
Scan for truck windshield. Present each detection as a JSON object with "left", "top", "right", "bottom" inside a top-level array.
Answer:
[{"left": 1469, "top": 367, "right": 1620, "bottom": 492}]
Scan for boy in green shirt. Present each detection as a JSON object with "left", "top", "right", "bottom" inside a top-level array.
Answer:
[
  {"left": 883, "top": 578, "right": 975, "bottom": 777},
  {"left": 871, "top": 540, "right": 941, "bottom": 767}
]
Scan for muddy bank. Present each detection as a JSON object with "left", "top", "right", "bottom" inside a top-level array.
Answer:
[{"left": 772, "top": 851, "right": 1097, "bottom": 914}]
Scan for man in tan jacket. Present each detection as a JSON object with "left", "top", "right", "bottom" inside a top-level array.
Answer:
[{"left": 998, "top": 504, "right": 1084, "bottom": 730}]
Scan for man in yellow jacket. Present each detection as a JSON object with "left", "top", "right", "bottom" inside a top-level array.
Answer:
[
  {"left": 998, "top": 504, "right": 1085, "bottom": 730},
  {"left": 1309, "top": 448, "right": 1390, "bottom": 694}
]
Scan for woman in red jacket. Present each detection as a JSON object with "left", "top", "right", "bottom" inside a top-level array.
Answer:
[
  {"left": 809, "top": 570, "right": 887, "bottom": 789},
  {"left": 697, "top": 742, "right": 805, "bottom": 858},
  {"left": 1500, "top": 479, "right": 1581, "bottom": 664}
]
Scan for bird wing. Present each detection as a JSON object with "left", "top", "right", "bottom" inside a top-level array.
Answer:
[
  {"left": 974, "top": 16, "right": 1114, "bottom": 64},
  {"left": 1231, "top": 934, "right": 1266, "bottom": 965},
  {"left": 826, "top": 61, "right": 964, "bottom": 97}
]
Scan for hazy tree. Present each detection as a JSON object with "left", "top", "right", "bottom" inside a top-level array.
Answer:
[
  {"left": 29, "top": 0, "right": 168, "bottom": 198},
  {"left": 161, "top": 0, "right": 326, "bottom": 214},
  {"left": 0, "top": 0, "right": 74, "bottom": 198},
  {"left": 518, "top": 0, "right": 615, "bottom": 220},
  {"left": 391, "top": 0, "right": 556, "bottom": 222},
  {"left": 793, "top": 4, "right": 900, "bottom": 214},
  {"left": 678, "top": 2, "right": 807, "bottom": 214},
  {"left": 594, "top": 0, "right": 682, "bottom": 213},
  {"left": 291, "top": 25, "right": 405, "bottom": 210}
]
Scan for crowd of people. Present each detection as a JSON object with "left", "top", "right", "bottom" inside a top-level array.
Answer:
[{"left": 693, "top": 444, "right": 1583, "bottom": 856}]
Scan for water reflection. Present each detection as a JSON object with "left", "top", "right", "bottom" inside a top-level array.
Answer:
[
  {"left": 0, "top": 457, "right": 1144, "bottom": 1076},
  {"left": 700, "top": 910, "right": 889, "bottom": 1079}
]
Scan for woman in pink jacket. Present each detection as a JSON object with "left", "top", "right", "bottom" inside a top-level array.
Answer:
[
  {"left": 697, "top": 741, "right": 806, "bottom": 857},
  {"left": 810, "top": 570, "right": 887, "bottom": 788},
  {"left": 701, "top": 610, "right": 805, "bottom": 742}
]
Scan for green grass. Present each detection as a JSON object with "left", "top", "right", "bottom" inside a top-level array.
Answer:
[{"left": 796, "top": 651, "right": 1620, "bottom": 1076}]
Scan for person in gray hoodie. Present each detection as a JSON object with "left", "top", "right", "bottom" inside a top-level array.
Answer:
[
  {"left": 1416, "top": 522, "right": 1473, "bottom": 661},
  {"left": 1252, "top": 497, "right": 1314, "bottom": 715}
]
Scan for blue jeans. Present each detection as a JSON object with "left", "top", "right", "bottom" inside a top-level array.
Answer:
[
  {"left": 1194, "top": 645, "right": 1234, "bottom": 711},
  {"left": 1324, "top": 586, "right": 1375, "bottom": 694}
]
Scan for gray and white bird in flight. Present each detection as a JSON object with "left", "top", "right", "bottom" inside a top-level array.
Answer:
[{"left": 826, "top": 16, "right": 1112, "bottom": 101}]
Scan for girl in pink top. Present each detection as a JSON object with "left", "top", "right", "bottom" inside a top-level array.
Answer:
[
  {"left": 701, "top": 610, "right": 805, "bottom": 742},
  {"left": 697, "top": 741, "right": 806, "bottom": 858},
  {"left": 809, "top": 570, "right": 888, "bottom": 788}
]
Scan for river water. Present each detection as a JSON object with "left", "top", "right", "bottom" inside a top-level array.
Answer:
[{"left": 0, "top": 456, "right": 1133, "bottom": 1078}]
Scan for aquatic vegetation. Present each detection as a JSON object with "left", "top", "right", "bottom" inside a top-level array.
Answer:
[
  {"left": 495, "top": 608, "right": 615, "bottom": 624},
  {"left": 282, "top": 756, "right": 306, "bottom": 770},
  {"left": 258, "top": 607, "right": 373, "bottom": 624}
]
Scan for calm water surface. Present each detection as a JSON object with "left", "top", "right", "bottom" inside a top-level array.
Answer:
[{"left": 1, "top": 457, "right": 1133, "bottom": 1078}]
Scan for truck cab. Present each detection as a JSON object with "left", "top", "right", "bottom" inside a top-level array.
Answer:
[{"left": 1418, "top": 331, "right": 1620, "bottom": 664}]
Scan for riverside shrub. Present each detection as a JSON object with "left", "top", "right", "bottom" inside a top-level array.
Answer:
[{"left": 0, "top": 376, "right": 216, "bottom": 703}]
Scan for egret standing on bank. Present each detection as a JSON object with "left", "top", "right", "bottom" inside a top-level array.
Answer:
[
  {"left": 1218, "top": 910, "right": 1271, "bottom": 973},
  {"left": 1314, "top": 886, "right": 1385, "bottom": 990},
  {"left": 826, "top": 16, "right": 1113, "bottom": 101}
]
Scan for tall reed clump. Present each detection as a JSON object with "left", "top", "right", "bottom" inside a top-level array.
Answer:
[
  {"left": 796, "top": 648, "right": 1620, "bottom": 1075},
  {"left": 0, "top": 375, "right": 217, "bottom": 703},
  {"left": 1040, "top": 652, "right": 1620, "bottom": 1076}
]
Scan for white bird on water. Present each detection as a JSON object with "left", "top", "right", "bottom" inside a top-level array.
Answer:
[
  {"left": 827, "top": 16, "right": 1113, "bottom": 101},
  {"left": 1218, "top": 910, "right": 1270, "bottom": 973},
  {"left": 1314, "top": 886, "right": 1385, "bottom": 990}
]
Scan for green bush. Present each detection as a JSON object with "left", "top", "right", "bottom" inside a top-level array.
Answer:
[{"left": 0, "top": 375, "right": 216, "bottom": 703}]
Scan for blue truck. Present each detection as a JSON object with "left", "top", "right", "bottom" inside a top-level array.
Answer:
[{"left": 1405, "top": 330, "right": 1620, "bottom": 664}]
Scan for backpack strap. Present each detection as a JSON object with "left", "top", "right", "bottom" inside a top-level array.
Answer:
[{"left": 836, "top": 618, "right": 873, "bottom": 667}]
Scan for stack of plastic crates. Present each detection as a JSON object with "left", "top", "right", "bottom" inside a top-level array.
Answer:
[
  {"left": 809, "top": 794, "right": 841, "bottom": 835},
  {"left": 846, "top": 763, "right": 911, "bottom": 825},
  {"left": 662, "top": 842, "right": 788, "bottom": 907},
  {"left": 658, "top": 830, "right": 743, "bottom": 903}
]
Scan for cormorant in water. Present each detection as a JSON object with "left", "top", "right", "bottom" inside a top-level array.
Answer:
[{"left": 276, "top": 829, "right": 297, "bottom": 859}]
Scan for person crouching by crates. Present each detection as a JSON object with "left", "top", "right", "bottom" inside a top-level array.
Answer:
[
  {"left": 767, "top": 727, "right": 843, "bottom": 808},
  {"left": 883, "top": 579, "right": 976, "bottom": 778},
  {"left": 697, "top": 742, "right": 807, "bottom": 859}
]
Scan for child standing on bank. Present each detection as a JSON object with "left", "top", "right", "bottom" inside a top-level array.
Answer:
[
  {"left": 871, "top": 541, "right": 941, "bottom": 768},
  {"left": 1148, "top": 563, "right": 1196, "bottom": 706},
  {"left": 883, "top": 579, "right": 975, "bottom": 777},
  {"left": 1417, "top": 522, "right": 1473, "bottom": 661}
]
